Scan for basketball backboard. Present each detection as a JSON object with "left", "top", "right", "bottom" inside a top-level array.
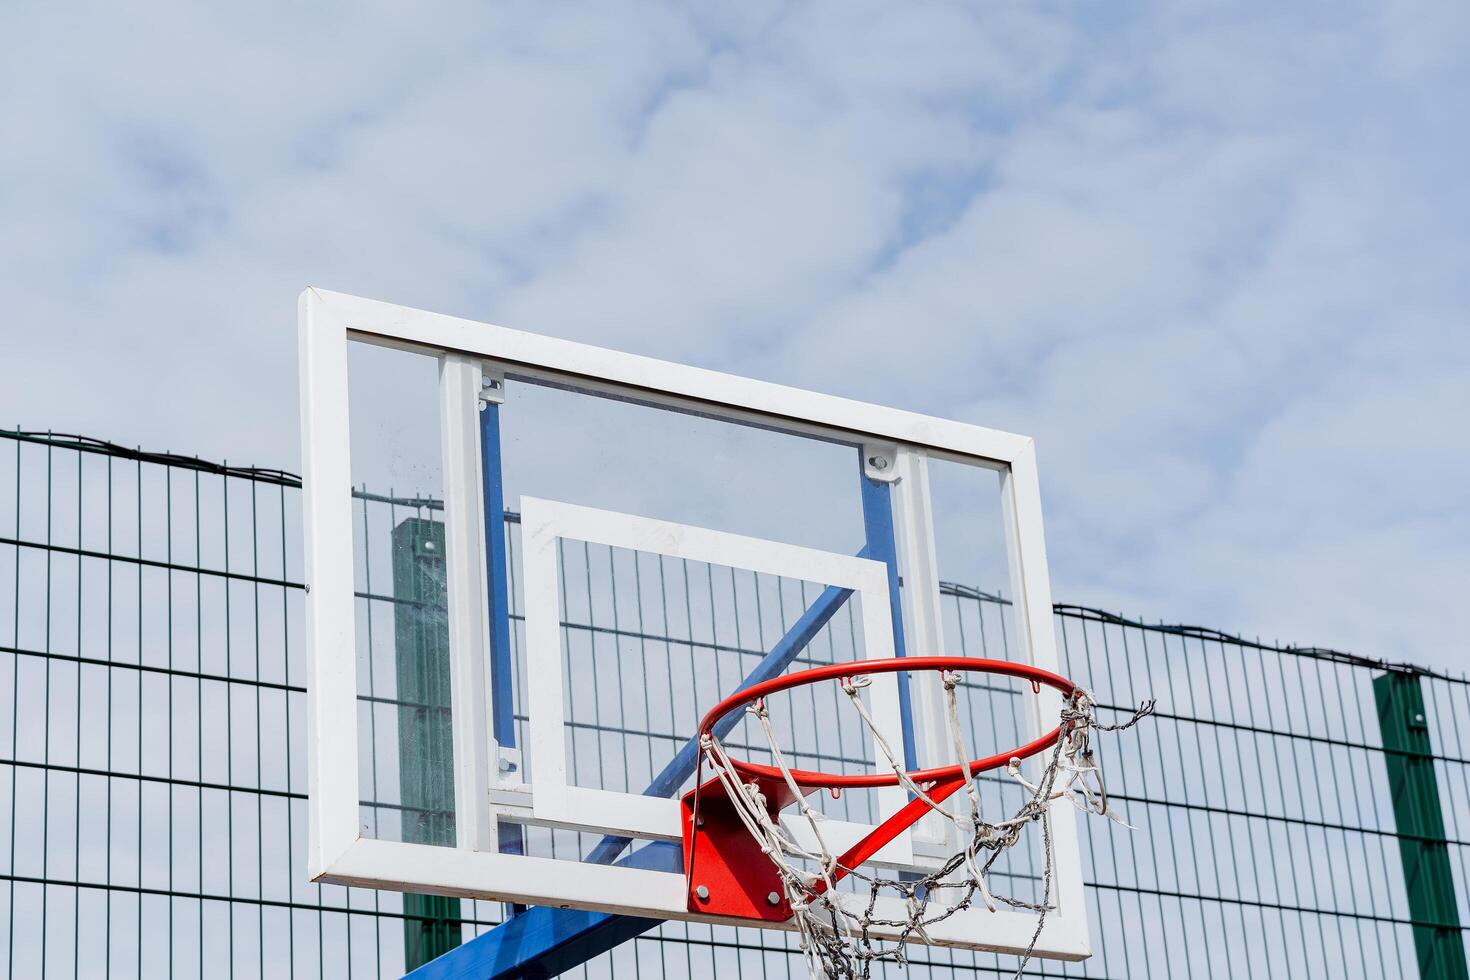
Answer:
[{"left": 297, "top": 288, "right": 1088, "bottom": 962}]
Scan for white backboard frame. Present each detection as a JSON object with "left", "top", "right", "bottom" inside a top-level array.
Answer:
[{"left": 297, "top": 287, "right": 1088, "bottom": 958}]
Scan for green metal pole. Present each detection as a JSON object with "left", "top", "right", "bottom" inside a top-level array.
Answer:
[
  {"left": 1374, "top": 669, "right": 1469, "bottom": 979},
  {"left": 392, "top": 517, "right": 463, "bottom": 969}
]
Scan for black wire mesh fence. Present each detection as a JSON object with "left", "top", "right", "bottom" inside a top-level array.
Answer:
[{"left": 0, "top": 429, "right": 1465, "bottom": 978}]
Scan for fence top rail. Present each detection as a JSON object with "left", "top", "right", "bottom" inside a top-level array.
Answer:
[
  {"left": 5, "top": 426, "right": 1459, "bottom": 686},
  {"left": 1053, "top": 603, "right": 1465, "bottom": 685},
  {"left": 4, "top": 429, "right": 301, "bottom": 487}
]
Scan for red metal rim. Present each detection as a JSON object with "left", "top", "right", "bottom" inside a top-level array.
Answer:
[{"left": 697, "top": 656, "right": 1080, "bottom": 790}]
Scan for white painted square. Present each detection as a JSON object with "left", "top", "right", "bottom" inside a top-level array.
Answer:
[{"left": 518, "top": 496, "right": 913, "bottom": 864}]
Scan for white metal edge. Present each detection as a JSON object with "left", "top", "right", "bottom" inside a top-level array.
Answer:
[
  {"left": 521, "top": 498, "right": 571, "bottom": 821},
  {"left": 999, "top": 440, "right": 1090, "bottom": 955},
  {"left": 537, "top": 787, "right": 680, "bottom": 839},
  {"left": 326, "top": 836, "right": 686, "bottom": 913},
  {"left": 485, "top": 780, "right": 917, "bottom": 870},
  {"left": 298, "top": 288, "right": 364, "bottom": 876},
  {"left": 319, "top": 837, "right": 1089, "bottom": 958},
  {"left": 890, "top": 449, "right": 957, "bottom": 847},
  {"left": 517, "top": 495, "right": 892, "bottom": 590},
  {"left": 891, "top": 450, "right": 946, "bottom": 661},
  {"left": 438, "top": 355, "right": 496, "bottom": 851},
  {"left": 530, "top": 787, "right": 914, "bottom": 868},
  {"left": 848, "top": 557, "right": 913, "bottom": 863},
  {"left": 306, "top": 289, "right": 1031, "bottom": 464}
]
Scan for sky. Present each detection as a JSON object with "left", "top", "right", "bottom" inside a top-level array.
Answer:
[{"left": 2, "top": 1, "right": 1467, "bottom": 669}]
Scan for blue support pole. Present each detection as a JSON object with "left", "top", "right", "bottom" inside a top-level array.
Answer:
[
  {"left": 478, "top": 394, "right": 524, "bottom": 866},
  {"left": 858, "top": 458, "right": 918, "bottom": 772}
]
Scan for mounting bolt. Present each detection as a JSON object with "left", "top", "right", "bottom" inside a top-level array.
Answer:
[
  {"left": 479, "top": 371, "right": 506, "bottom": 405},
  {"left": 695, "top": 885, "right": 710, "bottom": 901},
  {"left": 862, "top": 444, "right": 901, "bottom": 483},
  {"left": 766, "top": 891, "right": 781, "bottom": 906}
]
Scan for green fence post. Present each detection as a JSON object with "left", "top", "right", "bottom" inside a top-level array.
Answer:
[
  {"left": 1374, "top": 669, "right": 1469, "bottom": 980},
  {"left": 393, "top": 517, "right": 463, "bottom": 969}
]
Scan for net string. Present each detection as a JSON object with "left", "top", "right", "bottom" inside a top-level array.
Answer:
[{"left": 699, "top": 669, "right": 1154, "bottom": 980}]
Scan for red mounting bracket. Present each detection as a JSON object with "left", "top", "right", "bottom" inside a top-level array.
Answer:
[
  {"left": 680, "top": 769, "right": 969, "bottom": 921},
  {"left": 681, "top": 773, "right": 805, "bottom": 921}
]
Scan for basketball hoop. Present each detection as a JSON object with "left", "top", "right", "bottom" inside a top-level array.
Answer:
[{"left": 680, "top": 657, "right": 1153, "bottom": 979}]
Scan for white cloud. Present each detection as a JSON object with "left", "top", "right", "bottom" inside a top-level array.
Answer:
[{"left": 0, "top": 0, "right": 1466, "bottom": 666}]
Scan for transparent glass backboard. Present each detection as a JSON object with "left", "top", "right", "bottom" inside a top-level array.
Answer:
[{"left": 298, "top": 289, "right": 1085, "bottom": 960}]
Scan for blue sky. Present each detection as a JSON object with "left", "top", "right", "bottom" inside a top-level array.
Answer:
[{"left": 2, "top": 1, "right": 1467, "bottom": 667}]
